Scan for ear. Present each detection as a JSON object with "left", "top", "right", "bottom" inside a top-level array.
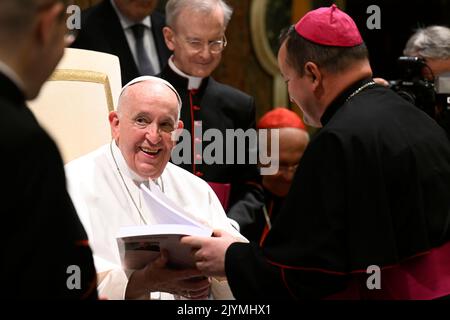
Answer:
[
  {"left": 163, "top": 26, "right": 176, "bottom": 51},
  {"left": 304, "top": 62, "right": 322, "bottom": 89},
  {"left": 171, "top": 120, "right": 184, "bottom": 143},
  {"left": 35, "top": 2, "right": 64, "bottom": 46},
  {"left": 109, "top": 111, "right": 120, "bottom": 140}
]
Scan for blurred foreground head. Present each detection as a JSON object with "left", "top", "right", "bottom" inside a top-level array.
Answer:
[{"left": 0, "top": 0, "right": 70, "bottom": 99}]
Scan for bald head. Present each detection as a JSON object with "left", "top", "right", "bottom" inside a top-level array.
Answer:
[
  {"left": 0, "top": 0, "right": 68, "bottom": 46},
  {"left": 0, "top": 0, "right": 69, "bottom": 99}
]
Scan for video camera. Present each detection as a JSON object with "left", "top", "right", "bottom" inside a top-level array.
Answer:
[{"left": 389, "top": 56, "right": 450, "bottom": 136}]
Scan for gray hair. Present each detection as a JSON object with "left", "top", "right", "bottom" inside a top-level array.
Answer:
[
  {"left": 403, "top": 25, "right": 450, "bottom": 59},
  {"left": 165, "top": 0, "right": 233, "bottom": 29}
]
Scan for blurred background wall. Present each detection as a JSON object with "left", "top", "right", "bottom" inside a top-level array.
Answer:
[{"left": 73, "top": 0, "right": 450, "bottom": 124}]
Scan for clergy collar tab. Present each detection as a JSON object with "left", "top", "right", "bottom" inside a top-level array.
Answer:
[{"left": 168, "top": 56, "right": 204, "bottom": 90}]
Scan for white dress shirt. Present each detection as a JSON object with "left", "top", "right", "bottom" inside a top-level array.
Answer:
[{"left": 110, "top": 0, "right": 161, "bottom": 74}]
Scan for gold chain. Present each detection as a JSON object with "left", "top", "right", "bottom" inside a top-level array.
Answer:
[{"left": 345, "top": 81, "right": 377, "bottom": 103}]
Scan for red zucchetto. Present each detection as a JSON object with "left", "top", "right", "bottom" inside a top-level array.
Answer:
[
  {"left": 295, "top": 4, "right": 363, "bottom": 47},
  {"left": 257, "top": 107, "right": 306, "bottom": 130}
]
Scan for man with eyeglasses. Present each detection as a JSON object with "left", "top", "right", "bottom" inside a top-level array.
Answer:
[
  {"left": 72, "top": 0, "right": 171, "bottom": 85},
  {"left": 159, "top": 0, "right": 263, "bottom": 229},
  {"left": 237, "top": 108, "right": 309, "bottom": 245},
  {"left": 0, "top": 0, "right": 97, "bottom": 299}
]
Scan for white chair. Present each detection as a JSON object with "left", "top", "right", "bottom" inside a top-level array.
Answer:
[{"left": 27, "top": 48, "right": 122, "bottom": 163}]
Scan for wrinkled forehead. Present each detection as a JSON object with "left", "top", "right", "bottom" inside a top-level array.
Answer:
[
  {"left": 118, "top": 77, "right": 182, "bottom": 117},
  {"left": 119, "top": 82, "right": 178, "bottom": 115}
]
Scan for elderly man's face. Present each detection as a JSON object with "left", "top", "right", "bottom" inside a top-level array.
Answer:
[
  {"left": 114, "top": 0, "right": 158, "bottom": 22},
  {"left": 110, "top": 81, "right": 180, "bottom": 179},
  {"left": 262, "top": 128, "right": 308, "bottom": 197},
  {"left": 164, "top": 5, "right": 226, "bottom": 78}
]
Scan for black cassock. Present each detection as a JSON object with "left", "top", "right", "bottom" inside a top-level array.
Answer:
[
  {"left": 226, "top": 79, "right": 450, "bottom": 300},
  {"left": 0, "top": 73, "right": 97, "bottom": 299},
  {"left": 159, "top": 66, "right": 264, "bottom": 222}
]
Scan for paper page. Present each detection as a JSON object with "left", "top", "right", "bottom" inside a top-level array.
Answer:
[
  {"left": 116, "top": 224, "right": 212, "bottom": 269},
  {"left": 140, "top": 182, "right": 208, "bottom": 229}
]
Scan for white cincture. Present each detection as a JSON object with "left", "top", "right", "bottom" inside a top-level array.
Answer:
[{"left": 345, "top": 81, "right": 377, "bottom": 103}]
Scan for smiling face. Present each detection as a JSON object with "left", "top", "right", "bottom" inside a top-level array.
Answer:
[
  {"left": 163, "top": 5, "right": 226, "bottom": 78},
  {"left": 109, "top": 80, "right": 181, "bottom": 179},
  {"left": 262, "top": 128, "right": 309, "bottom": 197}
]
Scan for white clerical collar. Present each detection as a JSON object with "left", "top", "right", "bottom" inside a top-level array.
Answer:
[
  {"left": 0, "top": 59, "right": 26, "bottom": 94},
  {"left": 111, "top": 140, "right": 149, "bottom": 184},
  {"left": 110, "top": 0, "right": 151, "bottom": 30},
  {"left": 168, "top": 56, "right": 203, "bottom": 90}
]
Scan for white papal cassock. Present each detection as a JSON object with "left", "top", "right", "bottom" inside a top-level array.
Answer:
[{"left": 65, "top": 142, "right": 243, "bottom": 299}]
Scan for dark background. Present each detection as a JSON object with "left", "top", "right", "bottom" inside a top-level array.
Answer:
[{"left": 73, "top": 0, "right": 450, "bottom": 119}]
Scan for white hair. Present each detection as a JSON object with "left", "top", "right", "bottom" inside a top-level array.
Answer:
[
  {"left": 118, "top": 76, "right": 182, "bottom": 121},
  {"left": 165, "top": 0, "right": 233, "bottom": 29},
  {"left": 404, "top": 25, "right": 450, "bottom": 59}
]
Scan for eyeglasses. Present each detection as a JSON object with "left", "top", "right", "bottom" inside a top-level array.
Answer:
[
  {"left": 277, "top": 164, "right": 299, "bottom": 173},
  {"left": 259, "top": 163, "right": 299, "bottom": 174},
  {"left": 180, "top": 35, "right": 228, "bottom": 54}
]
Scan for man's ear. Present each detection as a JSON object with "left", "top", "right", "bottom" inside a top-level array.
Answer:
[
  {"left": 163, "top": 26, "right": 176, "bottom": 51},
  {"left": 171, "top": 120, "right": 184, "bottom": 143},
  {"left": 305, "top": 62, "right": 326, "bottom": 100},
  {"left": 34, "top": 2, "right": 65, "bottom": 46},
  {"left": 304, "top": 62, "right": 321, "bottom": 82},
  {"left": 305, "top": 61, "right": 323, "bottom": 93},
  {"left": 109, "top": 111, "right": 120, "bottom": 139}
]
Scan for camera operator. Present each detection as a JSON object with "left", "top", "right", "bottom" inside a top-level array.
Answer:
[
  {"left": 397, "top": 26, "right": 450, "bottom": 138},
  {"left": 376, "top": 26, "right": 450, "bottom": 138},
  {"left": 403, "top": 26, "right": 450, "bottom": 80}
]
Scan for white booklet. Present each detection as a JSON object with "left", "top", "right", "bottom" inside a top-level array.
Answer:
[{"left": 116, "top": 182, "right": 212, "bottom": 270}]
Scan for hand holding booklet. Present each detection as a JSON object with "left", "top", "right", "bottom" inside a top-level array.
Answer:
[{"left": 116, "top": 182, "right": 212, "bottom": 270}]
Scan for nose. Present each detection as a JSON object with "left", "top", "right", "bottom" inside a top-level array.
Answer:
[
  {"left": 145, "top": 122, "right": 162, "bottom": 144},
  {"left": 197, "top": 45, "right": 213, "bottom": 60}
]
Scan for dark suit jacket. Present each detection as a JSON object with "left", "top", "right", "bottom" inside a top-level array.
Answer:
[
  {"left": 0, "top": 72, "right": 97, "bottom": 299},
  {"left": 72, "top": 0, "right": 171, "bottom": 85},
  {"left": 159, "top": 66, "right": 264, "bottom": 222}
]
